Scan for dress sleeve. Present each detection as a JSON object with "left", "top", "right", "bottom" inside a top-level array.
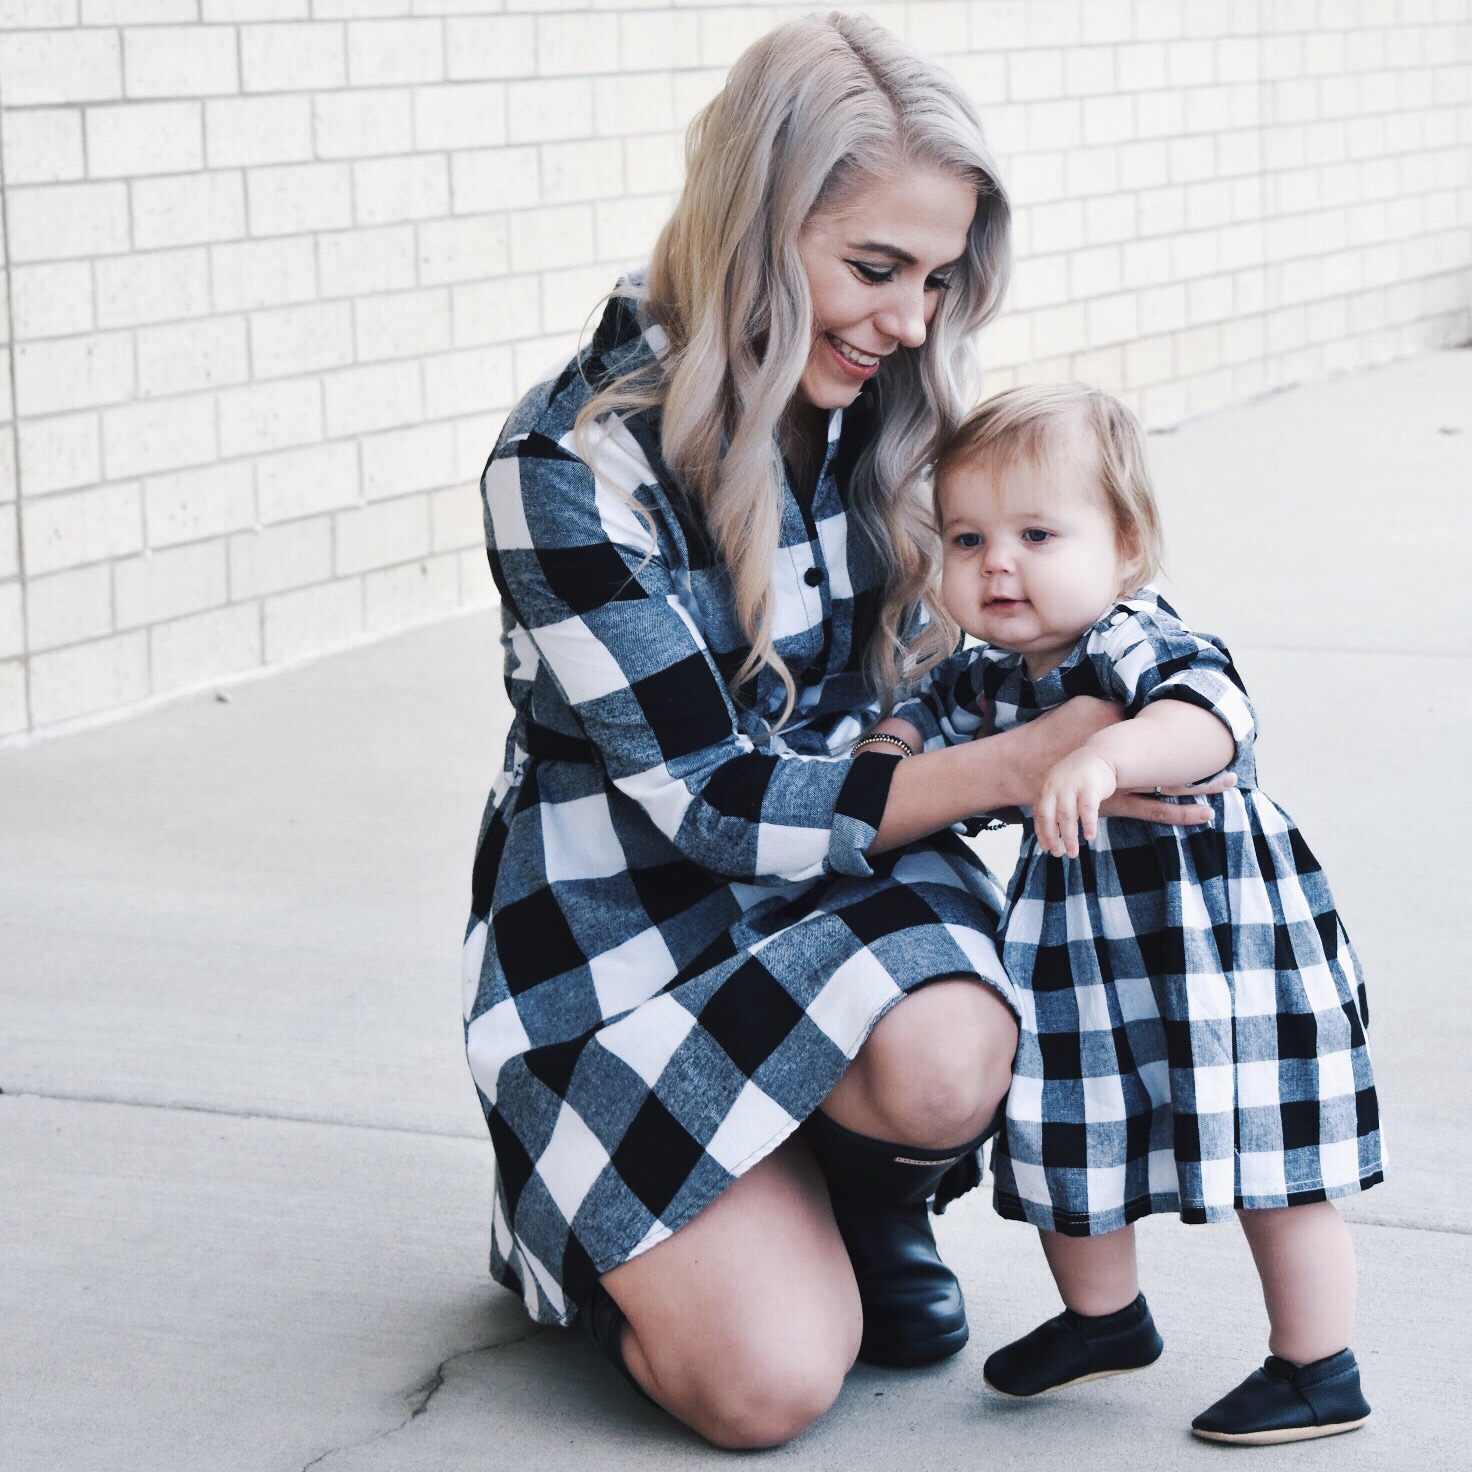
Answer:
[
  {"left": 890, "top": 644, "right": 989, "bottom": 750},
  {"left": 483, "top": 413, "right": 898, "bottom": 883},
  {"left": 1088, "top": 602, "right": 1256, "bottom": 768}
]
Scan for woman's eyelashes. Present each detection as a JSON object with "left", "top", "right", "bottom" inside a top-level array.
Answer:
[{"left": 845, "top": 259, "right": 954, "bottom": 291}]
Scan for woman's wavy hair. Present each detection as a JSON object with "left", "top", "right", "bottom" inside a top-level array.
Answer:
[
  {"left": 576, "top": 10, "right": 1011, "bottom": 726},
  {"left": 933, "top": 382, "right": 1164, "bottom": 595}
]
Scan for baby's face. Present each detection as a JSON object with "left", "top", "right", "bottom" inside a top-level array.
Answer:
[{"left": 938, "top": 445, "right": 1134, "bottom": 678}]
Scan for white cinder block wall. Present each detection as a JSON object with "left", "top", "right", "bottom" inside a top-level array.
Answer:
[{"left": 0, "top": 1, "right": 1468, "bottom": 736}]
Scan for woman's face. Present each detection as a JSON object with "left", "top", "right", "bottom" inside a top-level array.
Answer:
[{"left": 795, "top": 165, "right": 977, "bottom": 412}]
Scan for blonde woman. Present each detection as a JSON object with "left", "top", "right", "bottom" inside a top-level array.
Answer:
[{"left": 463, "top": 12, "right": 1213, "bottom": 1448}]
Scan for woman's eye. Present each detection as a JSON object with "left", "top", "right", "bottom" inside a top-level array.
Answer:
[
  {"left": 849, "top": 260, "right": 895, "bottom": 284},
  {"left": 1021, "top": 528, "right": 1051, "bottom": 544},
  {"left": 925, "top": 274, "right": 954, "bottom": 292}
]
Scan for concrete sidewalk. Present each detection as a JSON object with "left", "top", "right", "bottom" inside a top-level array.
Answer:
[{"left": 3, "top": 350, "right": 1469, "bottom": 1471}]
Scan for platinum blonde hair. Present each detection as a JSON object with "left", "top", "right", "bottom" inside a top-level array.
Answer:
[
  {"left": 577, "top": 10, "right": 1010, "bottom": 725},
  {"left": 933, "top": 382, "right": 1165, "bottom": 595}
]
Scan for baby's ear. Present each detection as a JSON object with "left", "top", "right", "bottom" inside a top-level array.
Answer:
[{"left": 1117, "top": 529, "right": 1147, "bottom": 592}]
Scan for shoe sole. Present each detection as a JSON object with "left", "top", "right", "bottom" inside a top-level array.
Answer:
[
  {"left": 984, "top": 1360, "right": 1159, "bottom": 1399},
  {"left": 1192, "top": 1415, "right": 1368, "bottom": 1446}
]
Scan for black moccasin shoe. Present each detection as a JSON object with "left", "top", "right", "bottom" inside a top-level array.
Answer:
[
  {"left": 1191, "top": 1348, "right": 1370, "bottom": 1444},
  {"left": 983, "top": 1293, "right": 1164, "bottom": 1398}
]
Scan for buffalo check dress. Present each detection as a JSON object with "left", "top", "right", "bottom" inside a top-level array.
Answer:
[
  {"left": 463, "top": 292, "right": 1016, "bottom": 1327},
  {"left": 906, "top": 589, "right": 1382, "bottom": 1236}
]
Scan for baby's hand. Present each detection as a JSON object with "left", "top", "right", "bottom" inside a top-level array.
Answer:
[{"left": 1034, "top": 751, "right": 1118, "bottom": 858}]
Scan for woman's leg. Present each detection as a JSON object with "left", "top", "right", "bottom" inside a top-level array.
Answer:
[
  {"left": 600, "top": 1136, "right": 861, "bottom": 1450},
  {"left": 821, "top": 977, "right": 1017, "bottom": 1144},
  {"left": 1237, "top": 1202, "right": 1356, "bottom": 1364}
]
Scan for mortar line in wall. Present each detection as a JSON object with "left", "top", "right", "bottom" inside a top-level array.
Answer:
[{"left": 0, "top": 68, "right": 34, "bottom": 735}]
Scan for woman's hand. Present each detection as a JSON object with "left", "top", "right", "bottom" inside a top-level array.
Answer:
[
  {"left": 1034, "top": 750, "right": 1118, "bottom": 858},
  {"left": 1100, "top": 772, "right": 1237, "bottom": 826}
]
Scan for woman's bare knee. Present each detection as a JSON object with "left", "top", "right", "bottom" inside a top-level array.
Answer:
[{"left": 828, "top": 978, "right": 1018, "bottom": 1145}]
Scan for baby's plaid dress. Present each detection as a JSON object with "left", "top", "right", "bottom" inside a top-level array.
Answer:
[
  {"left": 914, "top": 590, "right": 1382, "bottom": 1235},
  {"left": 463, "top": 292, "right": 1017, "bottom": 1326}
]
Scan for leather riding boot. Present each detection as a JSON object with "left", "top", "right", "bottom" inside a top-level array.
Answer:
[{"left": 803, "top": 1109, "right": 991, "bottom": 1368}]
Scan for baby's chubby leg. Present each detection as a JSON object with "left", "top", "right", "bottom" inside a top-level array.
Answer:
[
  {"left": 983, "top": 1225, "right": 1163, "bottom": 1397},
  {"left": 1237, "top": 1201, "right": 1356, "bottom": 1364}
]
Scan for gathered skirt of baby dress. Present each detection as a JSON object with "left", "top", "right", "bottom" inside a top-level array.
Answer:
[
  {"left": 466, "top": 806, "right": 1016, "bottom": 1327},
  {"left": 989, "top": 788, "right": 1383, "bottom": 1236}
]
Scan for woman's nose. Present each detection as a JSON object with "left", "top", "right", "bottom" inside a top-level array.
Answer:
[{"left": 876, "top": 285, "right": 931, "bottom": 348}]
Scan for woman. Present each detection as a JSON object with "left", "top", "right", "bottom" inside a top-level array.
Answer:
[{"left": 463, "top": 12, "right": 1213, "bottom": 1448}]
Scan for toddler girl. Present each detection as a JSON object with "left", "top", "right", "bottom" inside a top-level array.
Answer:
[{"left": 894, "top": 383, "right": 1383, "bottom": 1444}]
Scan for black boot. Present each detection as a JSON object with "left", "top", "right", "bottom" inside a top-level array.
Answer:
[
  {"left": 803, "top": 1109, "right": 990, "bottom": 1368},
  {"left": 582, "top": 1282, "right": 660, "bottom": 1409}
]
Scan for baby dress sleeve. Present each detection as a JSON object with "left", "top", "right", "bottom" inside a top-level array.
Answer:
[
  {"left": 890, "top": 643, "right": 989, "bottom": 750},
  {"left": 484, "top": 412, "right": 898, "bottom": 884},
  {"left": 1087, "top": 594, "right": 1257, "bottom": 772}
]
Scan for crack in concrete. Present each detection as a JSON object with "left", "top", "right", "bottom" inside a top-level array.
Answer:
[{"left": 300, "top": 1333, "right": 535, "bottom": 1472}]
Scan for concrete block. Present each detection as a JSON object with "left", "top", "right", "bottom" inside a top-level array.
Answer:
[
  {"left": 429, "top": 481, "right": 482, "bottom": 554},
  {"left": 450, "top": 147, "right": 539, "bottom": 214},
  {"left": 616, "top": 9, "right": 698, "bottom": 71},
  {"left": 254, "top": 440, "right": 359, "bottom": 525},
  {"left": 137, "top": 316, "right": 250, "bottom": 398},
  {"left": 594, "top": 78, "right": 676, "bottom": 142},
  {"left": 415, "top": 215, "right": 508, "bottom": 286},
  {"left": 445, "top": 14, "right": 535, "bottom": 80},
  {"left": 228, "top": 515, "right": 333, "bottom": 598},
  {"left": 591, "top": 196, "right": 660, "bottom": 266},
  {"left": 1022, "top": 99, "right": 1083, "bottom": 152},
  {"left": 509, "top": 204, "right": 594, "bottom": 273},
  {"left": 334, "top": 492, "right": 430, "bottom": 576},
  {"left": 96, "top": 246, "right": 210, "bottom": 328},
  {"left": 217, "top": 379, "right": 324, "bottom": 460},
  {"left": 0, "top": 27, "right": 121, "bottom": 105},
  {"left": 535, "top": 11, "right": 620, "bottom": 77},
  {"left": 323, "top": 360, "right": 423, "bottom": 438},
  {"left": 347, "top": 18, "right": 443, "bottom": 86},
  {"left": 0, "top": 657, "right": 26, "bottom": 736},
  {"left": 1064, "top": 144, "right": 1119, "bottom": 199},
  {"left": 8, "top": 181, "right": 130, "bottom": 262},
  {"left": 1082, "top": 192, "right": 1136, "bottom": 244},
  {"left": 210, "top": 237, "right": 317, "bottom": 313},
  {"left": 312, "top": 88, "right": 413, "bottom": 160},
  {"left": 13, "top": 332, "right": 135, "bottom": 416},
  {"left": 1186, "top": 273, "right": 1235, "bottom": 325},
  {"left": 123, "top": 24, "right": 239, "bottom": 98},
  {"left": 84, "top": 99, "right": 204, "bottom": 178},
  {"left": 452, "top": 275, "right": 541, "bottom": 347},
  {"left": 241, "top": 21, "right": 346, "bottom": 93},
  {"left": 28, "top": 629, "right": 148, "bottom": 724},
  {"left": 144, "top": 461, "right": 257, "bottom": 550},
  {"left": 114, "top": 541, "right": 228, "bottom": 629},
  {"left": 622, "top": 133, "right": 682, "bottom": 196},
  {"left": 249, "top": 301, "right": 355, "bottom": 380},
  {"left": 22, "top": 482, "right": 143, "bottom": 577},
  {"left": 205, "top": 96, "right": 315, "bottom": 169},
  {"left": 908, "top": 0, "right": 970, "bottom": 52},
  {"left": 364, "top": 550, "right": 460, "bottom": 630},
  {"left": 317, "top": 224, "right": 416, "bottom": 299},
  {"left": 103, "top": 395, "right": 218, "bottom": 480},
  {"left": 1138, "top": 280, "right": 1188, "bottom": 334},
  {"left": 359, "top": 419, "right": 459, "bottom": 500},
  {"left": 354, "top": 287, "right": 451, "bottom": 362},
  {"left": 1123, "top": 332, "right": 1175, "bottom": 389},
  {"left": 247, "top": 162, "right": 353, "bottom": 238},
  {"left": 697, "top": 4, "right": 780, "bottom": 69},
  {"left": 134, "top": 171, "right": 247, "bottom": 250},
  {"left": 11, "top": 261, "right": 94, "bottom": 339},
  {"left": 1137, "top": 184, "right": 1187, "bottom": 237},
  {"left": 0, "top": 0, "right": 77, "bottom": 26},
  {"left": 506, "top": 78, "right": 593, "bottom": 145},
  {"left": 538, "top": 262, "right": 617, "bottom": 335},
  {"left": 24, "top": 563, "right": 113, "bottom": 652},
  {"left": 1121, "top": 235, "right": 1173, "bottom": 290},
  {"left": 263, "top": 577, "right": 363, "bottom": 662},
  {"left": 411, "top": 81, "right": 506, "bottom": 151},
  {"left": 420, "top": 344, "right": 515, "bottom": 425},
  {"left": 0, "top": 581, "right": 22, "bottom": 660},
  {"left": 150, "top": 602, "right": 262, "bottom": 694},
  {"left": 16, "top": 411, "right": 101, "bottom": 498},
  {"left": 2, "top": 107, "right": 85, "bottom": 186},
  {"left": 352, "top": 155, "right": 450, "bottom": 225},
  {"left": 1086, "top": 291, "right": 1140, "bottom": 345},
  {"left": 456, "top": 543, "right": 494, "bottom": 605},
  {"left": 540, "top": 139, "right": 624, "bottom": 206},
  {"left": 84, "top": 0, "right": 194, "bottom": 19}
]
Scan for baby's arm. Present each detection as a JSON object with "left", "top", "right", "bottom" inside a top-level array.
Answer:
[{"left": 1032, "top": 701, "right": 1235, "bottom": 858}]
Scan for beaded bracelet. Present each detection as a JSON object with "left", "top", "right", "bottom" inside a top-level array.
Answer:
[{"left": 850, "top": 732, "right": 916, "bottom": 759}]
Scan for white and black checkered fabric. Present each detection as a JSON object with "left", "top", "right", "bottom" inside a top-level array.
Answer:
[
  {"left": 463, "top": 292, "right": 1015, "bottom": 1326},
  {"left": 915, "top": 591, "right": 1382, "bottom": 1235}
]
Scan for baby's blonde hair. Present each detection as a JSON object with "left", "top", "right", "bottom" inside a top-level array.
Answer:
[{"left": 934, "top": 382, "right": 1163, "bottom": 593}]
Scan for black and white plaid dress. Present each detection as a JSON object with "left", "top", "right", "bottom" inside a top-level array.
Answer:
[
  {"left": 909, "top": 590, "right": 1382, "bottom": 1235},
  {"left": 463, "top": 292, "right": 1016, "bottom": 1326}
]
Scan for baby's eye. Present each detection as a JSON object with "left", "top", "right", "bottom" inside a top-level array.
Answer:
[
  {"left": 849, "top": 260, "right": 896, "bottom": 285},
  {"left": 951, "top": 531, "right": 982, "bottom": 549},
  {"left": 1021, "top": 528, "right": 1052, "bottom": 544}
]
